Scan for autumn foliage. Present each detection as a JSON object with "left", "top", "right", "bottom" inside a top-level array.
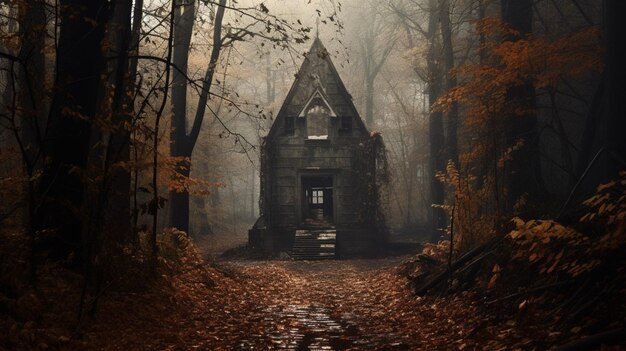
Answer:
[
  {"left": 511, "top": 171, "right": 626, "bottom": 277},
  {"left": 433, "top": 18, "right": 604, "bottom": 252}
]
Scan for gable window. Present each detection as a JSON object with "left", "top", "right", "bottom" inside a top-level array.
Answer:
[
  {"left": 306, "top": 103, "right": 329, "bottom": 139},
  {"left": 297, "top": 88, "right": 337, "bottom": 140},
  {"left": 339, "top": 115, "right": 352, "bottom": 135}
]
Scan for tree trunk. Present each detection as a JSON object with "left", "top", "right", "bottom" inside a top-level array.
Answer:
[
  {"left": 250, "top": 167, "right": 256, "bottom": 220},
  {"left": 128, "top": 0, "right": 143, "bottom": 246},
  {"left": 573, "top": 74, "right": 604, "bottom": 181},
  {"left": 38, "top": 0, "right": 109, "bottom": 262},
  {"left": 365, "top": 77, "right": 374, "bottom": 127},
  {"left": 440, "top": 0, "right": 459, "bottom": 166},
  {"left": 169, "top": 183, "right": 191, "bottom": 232},
  {"left": 426, "top": 0, "right": 446, "bottom": 241},
  {"left": 265, "top": 52, "right": 274, "bottom": 104},
  {"left": 101, "top": 0, "right": 133, "bottom": 246},
  {"left": 359, "top": 4, "right": 394, "bottom": 128},
  {"left": 16, "top": 0, "right": 46, "bottom": 281},
  {"left": 604, "top": 0, "right": 626, "bottom": 174},
  {"left": 0, "top": 6, "right": 17, "bottom": 124},
  {"left": 501, "top": 0, "right": 543, "bottom": 214},
  {"left": 17, "top": 0, "right": 46, "bottom": 170},
  {"left": 170, "top": 0, "right": 226, "bottom": 234},
  {"left": 169, "top": 0, "right": 197, "bottom": 233}
]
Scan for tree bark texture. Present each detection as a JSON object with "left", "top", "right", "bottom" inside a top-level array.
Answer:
[
  {"left": 100, "top": 0, "right": 134, "bottom": 246},
  {"left": 170, "top": 0, "right": 226, "bottom": 234},
  {"left": 603, "top": 0, "right": 626, "bottom": 174},
  {"left": 38, "top": 0, "right": 109, "bottom": 261},
  {"left": 501, "top": 0, "right": 543, "bottom": 214},
  {"left": 17, "top": 0, "right": 46, "bottom": 170},
  {"left": 439, "top": 0, "right": 459, "bottom": 166},
  {"left": 426, "top": 0, "right": 446, "bottom": 241}
]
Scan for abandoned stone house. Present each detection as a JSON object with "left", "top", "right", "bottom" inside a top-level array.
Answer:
[{"left": 249, "top": 38, "right": 387, "bottom": 258}]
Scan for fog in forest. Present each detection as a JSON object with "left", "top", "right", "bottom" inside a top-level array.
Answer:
[
  {"left": 178, "top": 0, "right": 604, "bottom": 244},
  {"left": 183, "top": 0, "right": 432, "bottom": 240},
  {"left": 1, "top": 0, "right": 623, "bottom": 349}
]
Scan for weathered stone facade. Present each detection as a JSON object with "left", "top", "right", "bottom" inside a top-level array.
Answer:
[{"left": 250, "top": 38, "right": 383, "bottom": 256}]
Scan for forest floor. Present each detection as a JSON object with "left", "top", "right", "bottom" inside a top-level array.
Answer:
[
  {"left": 81, "top": 255, "right": 493, "bottom": 350},
  {"left": 2, "top": 230, "right": 623, "bottom": 350},
  {"left": 200, "top": 257, "right": 479, "bottom": 350}
]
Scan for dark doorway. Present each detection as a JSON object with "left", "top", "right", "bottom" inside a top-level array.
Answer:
[{"left": 301, "top": 175, "right": 333, "bottom": 227}]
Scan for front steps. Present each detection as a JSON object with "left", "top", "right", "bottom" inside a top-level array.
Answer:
[{"left": 290, "top": 228, "right": 336, "bottom": 260}]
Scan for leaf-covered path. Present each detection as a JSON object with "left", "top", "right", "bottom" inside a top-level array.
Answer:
[
  {"left": 17, "top": 242, "right": 587, "bottom": 350},
  {"left": 228, "top": 258, "right": 415, "bottom": 350},
  {"left": 167, "top": 257, "right": 483, "bottom": 350}
]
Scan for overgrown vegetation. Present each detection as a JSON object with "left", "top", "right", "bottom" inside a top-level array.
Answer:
[
  {"left": 400, "top": 173, "right": 625, "bottom": 348},
  {"left": 352, "top": 132, "right": 391, "bottom": 241}
]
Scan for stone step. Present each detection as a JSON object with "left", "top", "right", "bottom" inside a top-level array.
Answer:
[
  {"left": 296, "top": 228, "right": 337, "bottom": 234},
  {"left": 293, "top": 246, "right": 335, "bottom": 250},
  {"left": 292, "top": 247, "right": 336, "bottom": 251},
  {"left": 295, "top": 232, "right": 336, "bottom": 237},
  {"left": 291, "top": 228, "right": 336, "bottom": 260}
]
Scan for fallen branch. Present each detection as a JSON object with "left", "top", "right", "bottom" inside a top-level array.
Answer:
[
  {"left": 415, "top": 236, "right": 503, "bottom": 296},
  {"left": 457, "top": 247, "right": 497, "bottom": 275},
  {"left": 485, "top": 280, "right": 573, "bottom": 305}
]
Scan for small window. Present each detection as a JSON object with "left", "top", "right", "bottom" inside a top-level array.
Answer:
[
  {"left": 284, "top": 117, "right": 295, "bottom": 135},
  {"left": 311, "top": 190, "right": 324, "bottom": 204},
  {"left": 339, "top": 115, "right": 352, "bottom": 135}
]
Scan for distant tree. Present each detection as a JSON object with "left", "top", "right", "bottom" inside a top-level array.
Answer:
[
  {"left": 388, "top": 0, "right": 447, "bottom": 241},
  {"left": 425, "top": 0, "right": 446, "bottom": 241},
  {"left": 357, "top": 2, "right": 396, "bottom": 127}
]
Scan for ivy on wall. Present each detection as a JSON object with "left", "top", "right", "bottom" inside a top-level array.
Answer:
[{"left": 352, "top": 132, "right": 390, "bottom": 239}]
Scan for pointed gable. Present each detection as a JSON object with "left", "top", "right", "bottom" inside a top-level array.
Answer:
[
  {"left": 266, "top": 37, "right": 367, "bottom": 141},
  {"left": 297, "top": 88, "right": 337, "bottom": 118}
]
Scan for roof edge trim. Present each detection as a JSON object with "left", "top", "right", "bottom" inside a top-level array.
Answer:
[{"left": 296, "top": 88, "right": 338, "bottom": 118}]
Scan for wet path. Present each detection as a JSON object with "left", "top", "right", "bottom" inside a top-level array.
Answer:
[
  {"left": 224, "top": 258, "right": 416, "bottom": 350},
  {"left": 240, "top": 304, "right": 356, "bottom": 350}
]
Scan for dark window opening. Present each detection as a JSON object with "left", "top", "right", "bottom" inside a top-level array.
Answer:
[
  {"left": 339, "top": 115, "right": 352, "bottom": 135},
  {"left": 284, "top": 116, "right": 295, "bottom": 135}
]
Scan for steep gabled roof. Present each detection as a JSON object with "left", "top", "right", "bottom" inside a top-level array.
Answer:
[{"left": 266, "top": 37, "right": 368, "bottom": 141}]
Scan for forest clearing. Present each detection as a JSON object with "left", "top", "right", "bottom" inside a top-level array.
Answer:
[{"left": 1, "top": 0, "right": 624, "bottom": 349}]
